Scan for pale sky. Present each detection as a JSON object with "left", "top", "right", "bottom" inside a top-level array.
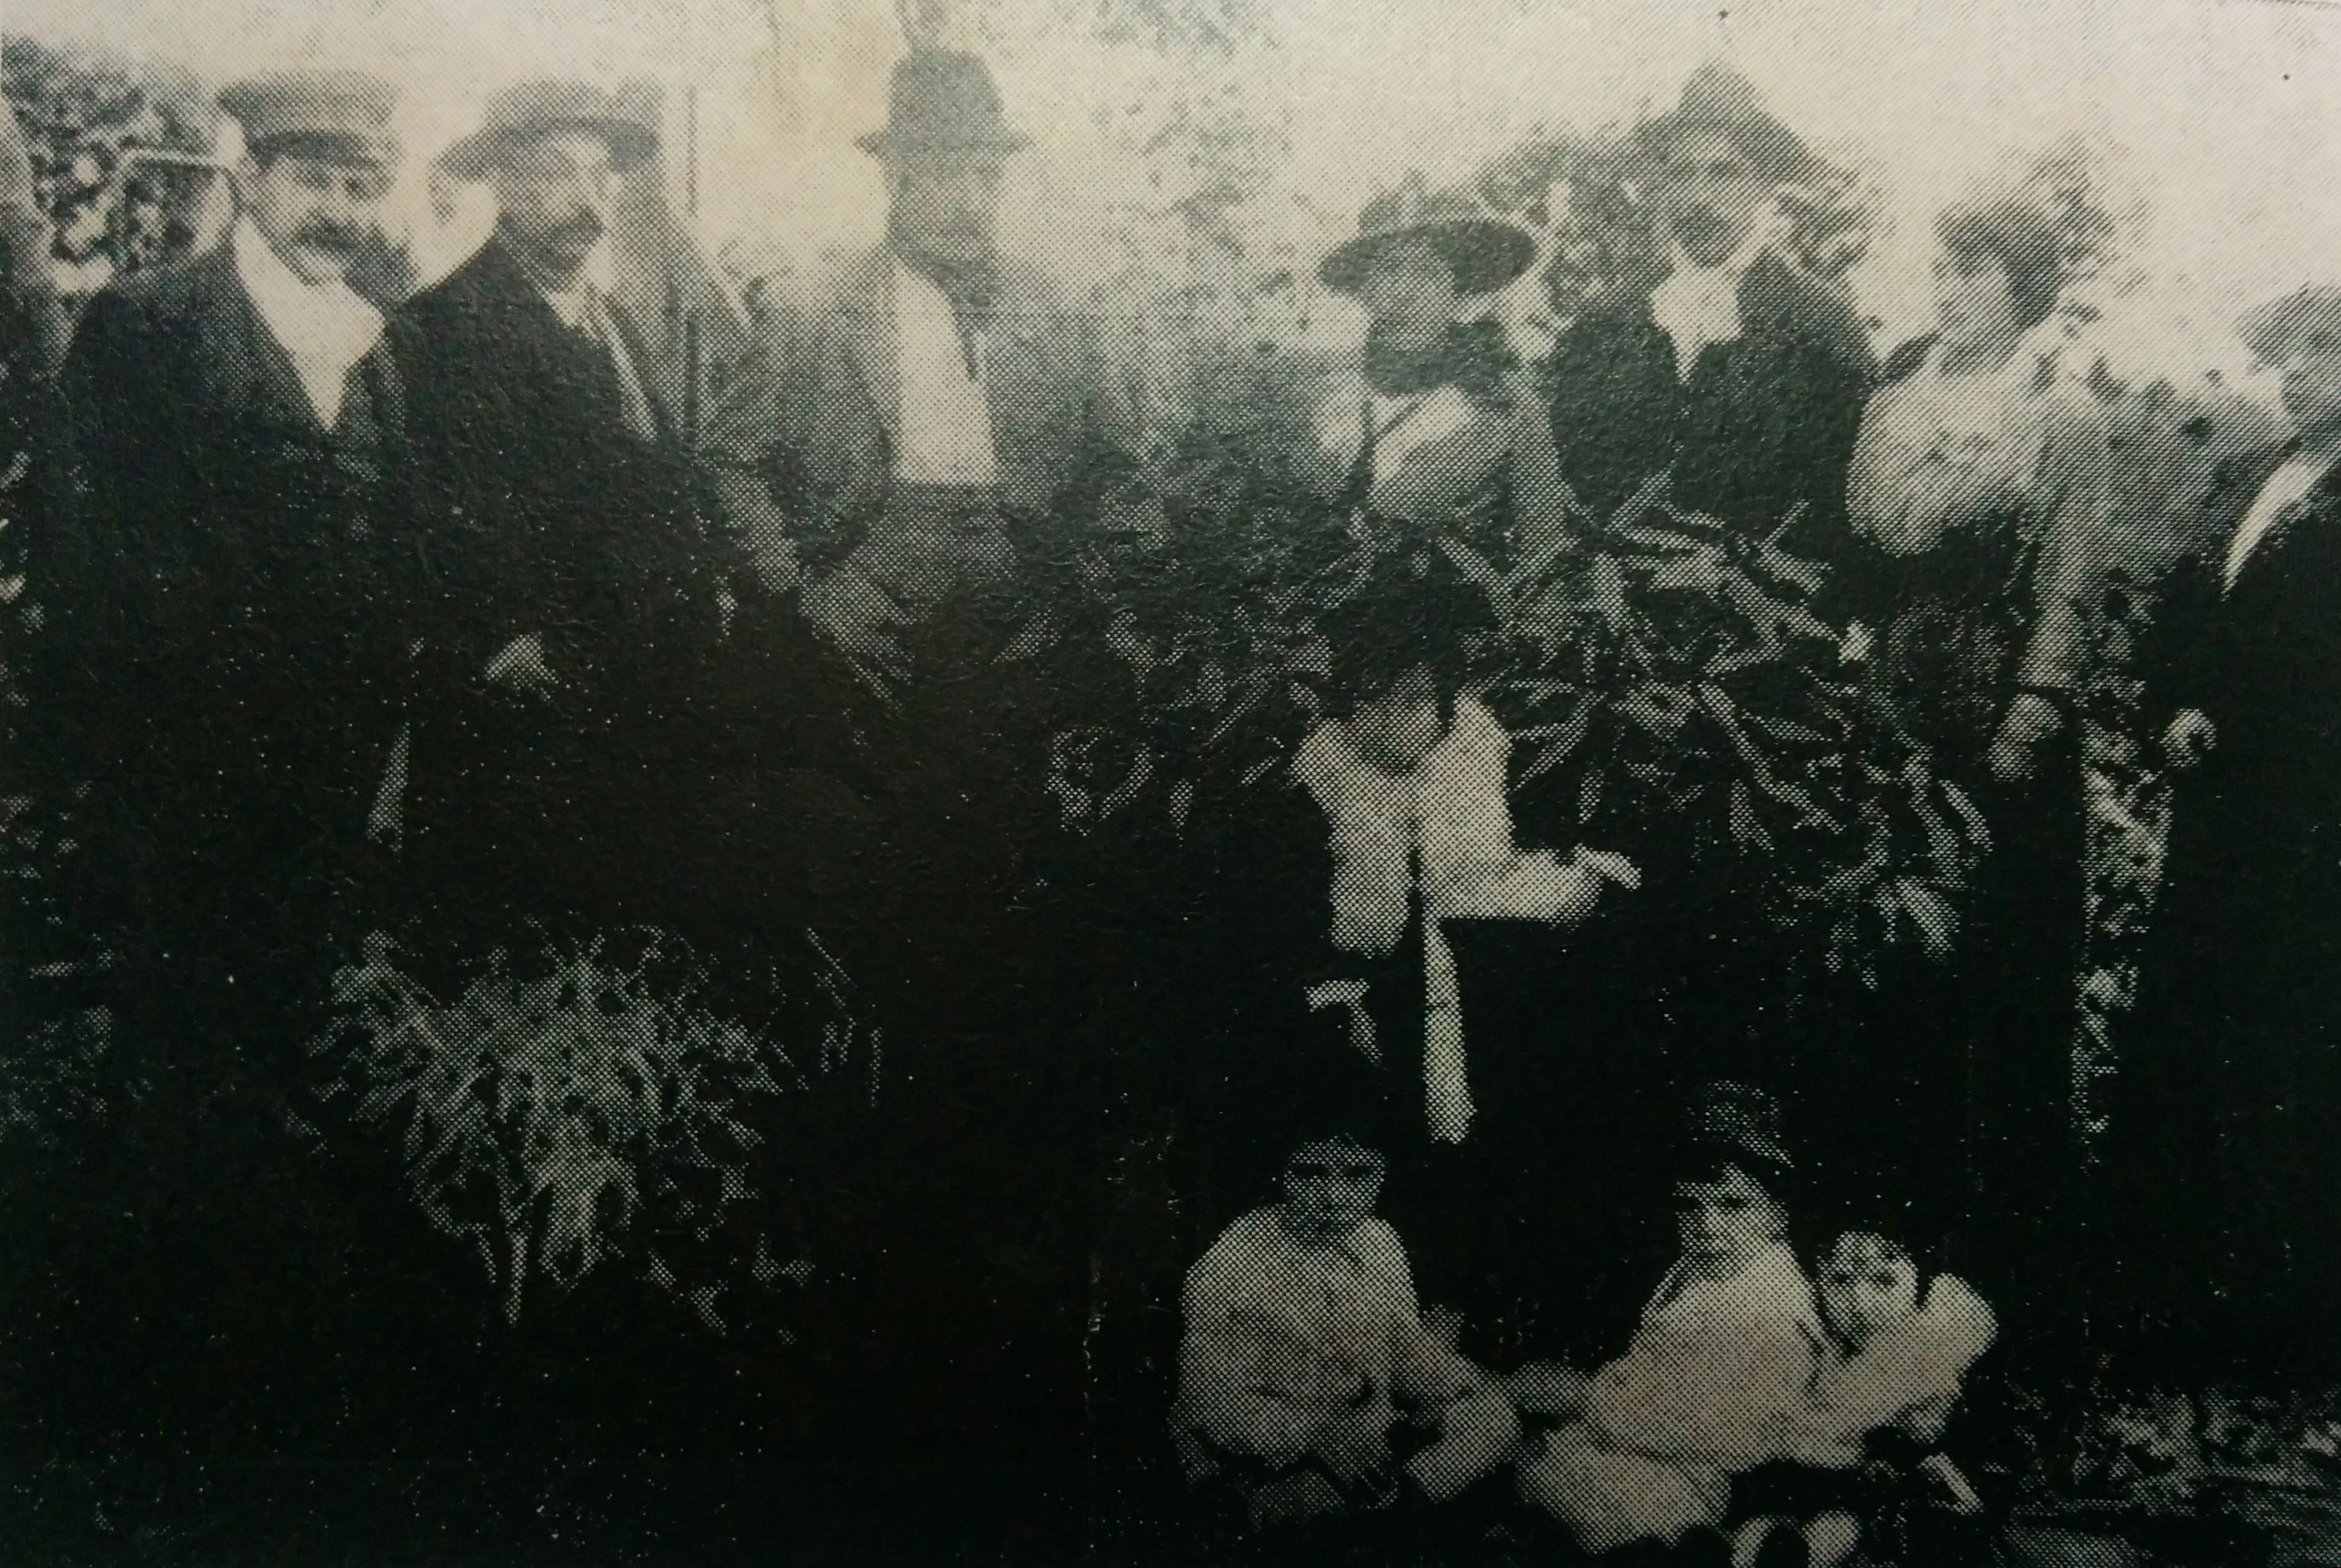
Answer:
[{"left": 7, "top": 0, "right": 2338, "bottom": 384}]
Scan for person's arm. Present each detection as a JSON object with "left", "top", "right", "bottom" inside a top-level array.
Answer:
[
  {"left": 1992, "top": 389, "right": 2113, "bottom": 779},
  {"left": 695, "top": 270, "right": 810, "bottom": 596},
  {"left": 1175, "top": 1244, "right": 1337, "bottom": 1467}
]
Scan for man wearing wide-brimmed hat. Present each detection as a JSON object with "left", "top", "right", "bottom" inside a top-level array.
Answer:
[
  {"left": 2111, "top": 282, "right": 2341, "bottom": 1374},
  {"left": 1308, "top": 170, "right": 1573, "bottom": 574},
  {"left": 36, "top": 67, "right": 429, "bottom": 1071},
  {"left": 399, "top": 79, "right": 725, "bottom": 942},
  {"left": 1543, "top": 62, "right": 1875, "bottom": 562}
]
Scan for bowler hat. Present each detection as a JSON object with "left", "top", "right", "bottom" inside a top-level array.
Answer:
[
  {"left": 219, "top": 69, "right": 399, "bottom": 168},
  {"left": 2241, "top": 284, "right": 2341, "bottom": 363},
  {"left": 439, "top": 80, "right": 657, "bottom": 182},
  {"left": 856, "top": 50, "right": 1030, "bottom": 158},
  {"left": 1640, "top": 63, "right": 1819, "bottom": 186},
  {"left": 1318, "top": 171, "right": 1537, "bottom": 299}
]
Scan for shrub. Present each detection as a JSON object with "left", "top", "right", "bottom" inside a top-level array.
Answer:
[{"left": 312, "top": 930, "right": 814, "bottom": 1331}]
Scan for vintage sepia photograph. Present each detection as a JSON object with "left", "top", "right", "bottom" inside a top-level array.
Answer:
[{"left": 2, "top": 0, "right": 2340, "bottom": 1561}]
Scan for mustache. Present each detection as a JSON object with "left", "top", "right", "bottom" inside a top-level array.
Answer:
[
  {"left": 547, "top": 211, "right": 606, "bottom": 252},
  {"left": 290, "top": 222, "right": 367, "bottom": 255}
]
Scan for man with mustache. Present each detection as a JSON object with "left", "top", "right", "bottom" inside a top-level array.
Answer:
[
  {"left": 401, "top": 81, "right": 726, "bottom": 944},
  {"left": 1542, "top": 63, "right": 1875, "bottom": 562},
  {"left": 37, "top": 69, "right": 427, "bottom": 1065}
]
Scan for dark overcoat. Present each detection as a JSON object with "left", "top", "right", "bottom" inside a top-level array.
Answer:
[
  {"left": 400, "top": 231, "right": 726, "bottom": 940},
  {"left": 2112, "top": 442, "right": 2341, "bottom": 1370},
  {"left": 38, "top": 243, "right": 425, "bottom": 1004},
  {"left": 1542, "top": 252, "right": 1876, "bottom": 561}
]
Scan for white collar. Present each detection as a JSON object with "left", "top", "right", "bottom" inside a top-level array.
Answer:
[
  {"left": 1649, "top": 234, "right": 1769, "bottom": 382},
  {"left": 232, "top": 218, "right": 384, "bottom": 426}
]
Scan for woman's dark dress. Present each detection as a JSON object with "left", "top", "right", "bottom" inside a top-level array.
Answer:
[{"left": 1829, "top": 340, "right": 2108, "bottom": 1310}]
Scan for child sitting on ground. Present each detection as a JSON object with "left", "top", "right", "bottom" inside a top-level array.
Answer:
[
  {"left": 1172, "top": 1051, "right": 1519, "bottom": 1539},
  {"left": 1515, "top": 1084, "right": 1825, "bottom": 1563},
  {"left": 1729, "top": 1229, "right": 1999, "bottom": 1568}
]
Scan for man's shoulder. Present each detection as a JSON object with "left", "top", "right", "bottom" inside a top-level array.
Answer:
[
  {"left": 406, "top": 240, "right": 529, "bottom": 334},
  {"left": 89, "top": 246, "right": 236, "bottom": 330},
  {"left": 1741, "top": 253, "right": 1876, "bottom": 374}
]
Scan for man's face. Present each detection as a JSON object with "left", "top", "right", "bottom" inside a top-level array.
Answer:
[
  {"left": 1349, "top": 665, "right": 1446, "bottom": 776},
  {"left": 488, "top": 131, "right": 618, "bottom": 282},
  {"left": 1360, "top": 237, "right": 1461, "bottom": 353},
  {"left": 1280, "top": 1138, "right": 1386, "bottom": 1244},
  {"left": 1816, "top": 1232, "right": 1920, "bottom": 1349},
  {"left": 2273, "top": 324, "right": 2341, "bottom": 436},
  {"left": 1673, "top": 1162, "right": 1787, "bottom": 1276},
  {"left": 1656, "top": 128, "right": 1769, "bottom": 270},
  {"left": 887, "top": 147, "right": 1008, "bottom": 266},
  {"left": 239, "top": 153, "right": 393, "bottom": 288}
]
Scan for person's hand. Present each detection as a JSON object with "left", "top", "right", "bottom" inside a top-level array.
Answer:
[
  {"left": 1310, "top": 1403, "right": 1395, "bottom": 1494},
  {"left": 1987, "top": 692, "right": 2065, "bottom": 783},
  {"left": 1306, "top": 981, "right": 1380, "bottom": 1064},
  {"left": 801, "top": 563, "right": 908, "bottom": 682},
  {"left": 482, "top": 633, "right": 559, "bottom": 700},
  {"left": 1504, "top": 1361, "right": 1590, "bottom": 1420},
  {"left": 2162, "top": 707, "right": 2217, "bottom": 771}
]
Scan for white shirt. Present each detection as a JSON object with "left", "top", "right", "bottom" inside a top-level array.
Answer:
[
  {"left": 1648, "top": 235, "right": 1767, "bottom": 383},
  {"left": 893, "top": 258, "right": 1000, "bottom": 486},
  {"left": 1176, "top": 1208, "right": 1474, "bottom": 1462},
  {"left": 232, "top": 218, "right": 384, "bottom": 429},
  {"left": 2225, "top": 451, "right": 2338, "bottom": 589}
]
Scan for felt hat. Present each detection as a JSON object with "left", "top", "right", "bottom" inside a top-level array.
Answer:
[
  {"left": 218, "top": 69, "right": 399, "bottom": 168},
  {"left": 856, "top": 50, "right": 1030, "bottom": 159},
  {"left": 1318, "top": 171, "right": 1537, "bottom": 298},
  {"left": 1640, "top": 62, "right": 1819, "bottom": 185},
  {"left": 2240, "top": 284, "right": 2341, "bottom": 363},
  {"left": 439, "top": 80, "right": 657, "bottom": 181}
]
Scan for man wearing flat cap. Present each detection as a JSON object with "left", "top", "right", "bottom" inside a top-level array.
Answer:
[
  {"left": 1543, "top": 63, "right": 1875, "bottom": 561},
  {"left": 400, "top": 80, "right": 726, "bottom": 941},
  {"left": 35, "top": 68, "right": 427, "bottom": 1070},
  {"left": 2110, "top": 284, "right": 2341, "bottom": 1374}
]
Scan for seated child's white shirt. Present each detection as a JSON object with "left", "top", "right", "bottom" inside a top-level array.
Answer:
[
  {"left": 1796, "top": 1273, "right": 1998, "bottom": 1464},
  {"left": 1175, "top": 1208, "right": 1480, "bottom": 1464},
  {"left": 1584, "top": 1241, "right": 1830, "bottom": 1472}
]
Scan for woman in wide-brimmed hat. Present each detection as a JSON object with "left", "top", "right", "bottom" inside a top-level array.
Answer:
[{"left": 1307, "top": 172, "right": 1574, "bottom": 579}]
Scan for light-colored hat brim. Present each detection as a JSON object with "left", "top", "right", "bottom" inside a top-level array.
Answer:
[
  {"left": 1318, "top": 219, "right": 1537, "bottom": 297},
  {"left": 440, "top": 117, "right": 658, "bottom": 181}
]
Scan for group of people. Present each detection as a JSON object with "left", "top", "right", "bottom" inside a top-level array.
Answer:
[{"left": 4, "top": 38, "right": 2341, "bottom": 1563}]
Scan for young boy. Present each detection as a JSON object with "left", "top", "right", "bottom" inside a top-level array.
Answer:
[
  {"left": 1516, "top": 1084, "right": 1824, "bottom": 1563},
  {"left": 1172, "top": 1086, "right": 1519, "bottom": 1537},
  {"left": 1731, "top": 1229, "right": 1997, "bottom": 1568}
]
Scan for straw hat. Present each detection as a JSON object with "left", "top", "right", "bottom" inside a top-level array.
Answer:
[
  {"left": 1318, "top": 172, "right": 1537, "bottom": 299},
  {"left": 1640, "top": 63, "right": 1819, "bottom": 185}
]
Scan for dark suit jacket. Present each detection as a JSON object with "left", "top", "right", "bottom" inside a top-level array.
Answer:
[
  {"left": 403, "top": 231, "right": 718, "bottom": 683},
  {"left": 39, "top": 244, "right": 424, "bottom": 895},
  {"left": 400, "top": 232, "right": 729, "bottom": 935},
  {"left": 2116, "top": 442, "right": 2341, "bottom": 1349},
  {"left": 1543, "top": 253, "right": 1876, "bottom": 563}
]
